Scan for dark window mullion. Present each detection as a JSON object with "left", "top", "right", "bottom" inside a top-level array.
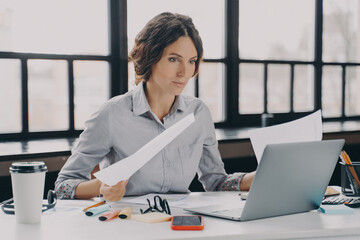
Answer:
[
  {"left": 109, "top": 0, "right": 128, "bottom": 97},
  {"left": 68, "top": 60, "right": 75, "bottom": 131},
  {"left": 290, "top": 64, "right": 295, "bottom": 113},
  {"left": 0, "top": 52, "right": 109, "bottom": 61},
  {"left": 203, "top": 58, "right": 226, "bottom": 63},
  {"left": 21, "top": 58, "right": 29, "bottom": 136},
  {"left": 341, "top": 65, "right": 346, "bottom": 118},
  {"left": 225, "top": 0, "right": 239, "bottom": 124},
  {"left": 194, "top": 75, "right": 199, "bottom": 98},
  {"left": 264, "top": 63, "right": 268, "bottom": 113},
  {"left": 314, "top": 0, "right": 323, "bottom": 111}
]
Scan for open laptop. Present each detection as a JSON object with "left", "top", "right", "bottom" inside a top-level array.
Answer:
[{"left": 184, "top": 139, "right": 345, "bottom": 221}]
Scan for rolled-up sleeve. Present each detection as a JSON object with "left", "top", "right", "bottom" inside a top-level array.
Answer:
[
  {"left": 55, "top": 102, "right": 112, "bottom": 199},
  {"left": 196, "top": 103, "right": 247, "bottom": 192},
  {"left": 217, "top": 173, "right": 246, "bottom": 191},
  {"left": 197, "top": 105, "right": 228, "bottom": 191}
]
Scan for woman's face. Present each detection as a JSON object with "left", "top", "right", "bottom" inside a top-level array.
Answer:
[{"left": 148, "top": 36, "right": 198, "bottom": 96}]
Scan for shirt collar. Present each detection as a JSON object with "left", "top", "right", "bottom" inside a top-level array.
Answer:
[
  {"left": 132, "top": 81, "right": 188, "bottom": 116},
  {"left": 172, "top": 94, "right": 186, "bottom": 113},
  {"left": 132, "top": 81, "right": 151, "bottom": 116}
]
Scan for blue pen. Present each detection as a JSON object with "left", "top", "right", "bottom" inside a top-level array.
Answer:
[{"left": 85, "top": 204, "right": 110, "bottom": 216}]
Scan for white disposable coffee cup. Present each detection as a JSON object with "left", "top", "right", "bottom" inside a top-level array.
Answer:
[{"left": 10, "top": 161, "right": 47, "bottom": 224}]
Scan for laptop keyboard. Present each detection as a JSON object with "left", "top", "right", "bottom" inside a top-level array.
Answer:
[{"left": 322, "top": 196, "right": 360, "bottom": 205}]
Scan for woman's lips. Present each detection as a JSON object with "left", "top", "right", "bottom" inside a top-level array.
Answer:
[{"left": 173, "top": 81, "right": 185, "bottom": 87}]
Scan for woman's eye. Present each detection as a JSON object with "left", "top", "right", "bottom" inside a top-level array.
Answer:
[
  {"left": 189, "top": 59, "right": 197, "bottom": 64},
  {"left": 169, "top": 57, "right": 177, "bottom": 62}
]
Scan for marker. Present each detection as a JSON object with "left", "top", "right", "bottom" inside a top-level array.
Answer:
[
  {"left": 85, "top": 204, "right": 110, "bottom": 216},
  {"left": 118, "top": 207, "right": 132, "bottom": 219},
  {"left": 98, "top": 210, "right": 121, "bottom": 221},
  {"left": 83, "top": 200, "right": 106, "bottom": 212}
]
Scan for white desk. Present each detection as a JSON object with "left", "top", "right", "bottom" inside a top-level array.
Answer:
[{"left": 1, "top": 192, "right": 360, "bottom": 240}]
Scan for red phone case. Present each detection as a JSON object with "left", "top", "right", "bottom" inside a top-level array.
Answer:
[{"left": 171, "top": 216, "right": 204, "bottom": 230}]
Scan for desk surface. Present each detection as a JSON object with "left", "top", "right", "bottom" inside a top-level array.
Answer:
[{"left": 1, "top": 192, "right": 360, "bottom": 240}]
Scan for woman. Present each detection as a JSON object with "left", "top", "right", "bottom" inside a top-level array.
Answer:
[{"left": 55, "top": 12, "right": 255, "bottom": 202}]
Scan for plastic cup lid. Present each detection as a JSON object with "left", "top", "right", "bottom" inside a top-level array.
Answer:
[{"left": 10, "top": 161, "right": 47, "bottom": 173}]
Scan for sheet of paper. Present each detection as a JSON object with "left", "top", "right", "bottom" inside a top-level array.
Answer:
[
  {"left": 94, "top": 113, "right": 195, "bottom": 186},
  {"left": 248, "top": 110, "right": 322, "bottom": 162},
  {"left": 121, "top": 193, "right": 221, "bottom": 209}
]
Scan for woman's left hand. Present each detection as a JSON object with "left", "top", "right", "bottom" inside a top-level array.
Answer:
[{"left": 239, "top": 171, "right": 255, "bottom": 191}]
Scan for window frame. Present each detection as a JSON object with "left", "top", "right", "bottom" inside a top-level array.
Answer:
[
  {"left": 0, "top": 0, "right": 126, "bottom": 141},
  {"left": 1, "top": 0, "right": 359, "bottom": 141},
  {"left": 217, "top": 0, "right": 360, "bottom": 128}
]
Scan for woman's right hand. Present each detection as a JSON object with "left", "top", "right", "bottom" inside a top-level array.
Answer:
[{"left": 99, "top": 180, "right": 128, "bottom": 202}]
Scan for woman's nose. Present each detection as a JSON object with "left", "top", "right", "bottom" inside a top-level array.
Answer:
[{"left": 177, "top": 62, "right": 186, "bottom": 77}]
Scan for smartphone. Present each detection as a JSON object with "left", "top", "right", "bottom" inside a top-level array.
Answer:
[{"left": 171, "top": 215, "right": 204, "bottom": 230}]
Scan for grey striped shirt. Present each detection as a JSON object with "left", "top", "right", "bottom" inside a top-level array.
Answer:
[{"left": 55, "top": 82, "right": 243, "bottom": 198}]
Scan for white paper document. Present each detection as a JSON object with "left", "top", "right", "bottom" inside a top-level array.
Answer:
[
  {"left": 94, "top": 113, "right": 195, "bottom": 186},
  {"left": 121, "top": 193, "right": 224, "bottom": 209},
  {"left": 248, "top": 110, "right": 323, "bottom": 162}
]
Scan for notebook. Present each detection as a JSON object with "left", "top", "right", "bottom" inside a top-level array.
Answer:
[{"left": 184, "top": 139, "right": 345, "bottom": 221}]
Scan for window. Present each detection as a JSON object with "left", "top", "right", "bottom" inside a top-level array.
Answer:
[
  {"left": 345, "top": 67, "right": 360, "bottom": 116},
  {"left": 1, "top": 0, "right": 359, "bottom": 141},
  {"left": 322, "top": 66, "right": 342, "bottom": 117},
  {"left": 0, "top": 59, "right": 21, "bottom": 133},
  {"left": 238, "top": 0, "right": 316, "bottom": 123},
  {"left": 198, "top": 63, "right": 225, "bottom": 122},
  {"left": 293, "top": 65, "right": 314, "bottom": 112},
  {"left": 323, "top": 0, "right": 360, "bottom": 120},
  {"left": 28, "top": 60, "right": 69, "bottom": 131},
  {"left": 239, "top": 63, "right": 264, "bottom": 114},
  {"left": 323, "top": 0, "right": 360, "bottom": 62},
  {"left": 0, "top": 0, "right": 108, "bottom": 55},
  {"left": 74, "top": 61, "right": 110, "bottom": 129},
  {"left": 0, "top": 0, "right": 109, "bottom": 140},
  {"left": 239, "top": 0, "right": 315, "bottom": 61},
  {"left": 267, "top": 64, "right": 291, "bottom": 113}
]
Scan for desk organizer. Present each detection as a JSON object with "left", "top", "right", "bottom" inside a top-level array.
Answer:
[{"left": 341, "top": 162, "right": 360, "bottom": 196}]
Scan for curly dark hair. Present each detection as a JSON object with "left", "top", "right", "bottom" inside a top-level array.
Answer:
[{"left": 129, "top": 12, "right": 203, "bottom": 85}]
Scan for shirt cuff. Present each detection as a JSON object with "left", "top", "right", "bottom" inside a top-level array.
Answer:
[
  {"left": 217, "top": 172, "right": 246, "bottom": 191},
  {"left": 55, "top": 179, "right": 84, "bottom": 199}
]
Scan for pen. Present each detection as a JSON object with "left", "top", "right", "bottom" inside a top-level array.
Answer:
[
  {"left": 343, "top": 151, "right": 353, "bottom": 164},
  {"left": 99, "top": 210, "right": 121, "bottom": 221},
  {"left": 83, "top": 200, "right": 106, "bottom": 212},
  {"left": 85, "top": 204, "right": 110, "bottom": 216}
]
